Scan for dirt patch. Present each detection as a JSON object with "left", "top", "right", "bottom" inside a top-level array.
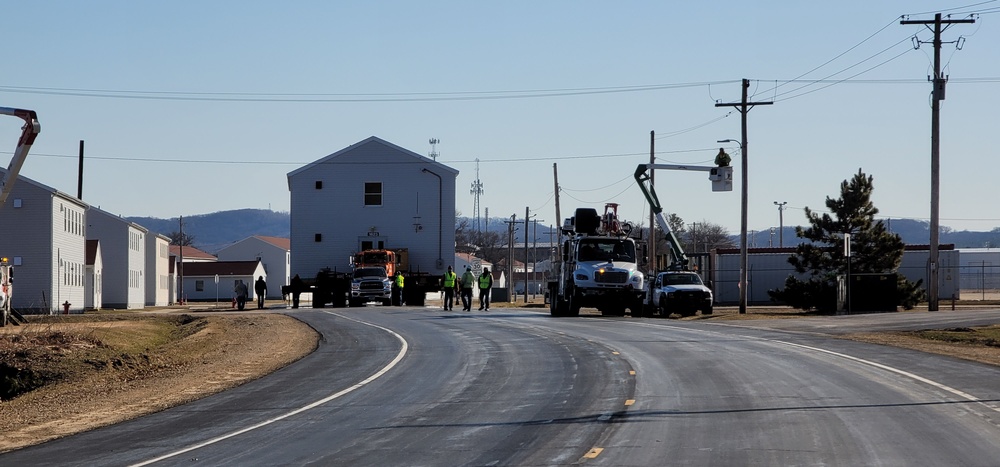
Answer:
[{"left": 0, "top": 312, "right": 317, "bottom": 453}]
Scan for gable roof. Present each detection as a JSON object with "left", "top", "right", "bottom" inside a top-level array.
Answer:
[
  {"left": 0, "top": 168, "right": 88, "bottom": 210},
  {"left": 85, "top": 239, "right": 100, "bottom": 266},
  {"left": 286, "top": 136, "right": 459, "bottom": 181},
  {"left": 181, "top": 260, "right": 261, "bottom": 277},
  {"left": 170, "top": 244, "right": 217, "bottom": 260},
  {"left": 254, "top": 235, "right": 290, "bottom": 250}
]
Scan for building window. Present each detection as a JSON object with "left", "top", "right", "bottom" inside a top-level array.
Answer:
[
  {"left": 315, "top": 180, "right": 323, "bottom": 189},
  {"left": 315, "top": 233, "right": 322, "bottom": 242},
  {"left": 364, "top": 182, "right": 382, "bottom": 206},
  {"left": 196, "top": 280, "right": 205, "bottom": 292}
]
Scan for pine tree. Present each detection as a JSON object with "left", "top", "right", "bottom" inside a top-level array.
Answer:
[{"left": 769, "top": 169, "right": 924, "bottom": 312}]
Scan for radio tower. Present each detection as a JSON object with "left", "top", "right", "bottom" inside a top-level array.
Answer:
[
  {"left": 428, "top": 138, "right": 439, "bottom": 161},
  {"left": 471, "top": 158, "right": 484, "bottom": 232}
]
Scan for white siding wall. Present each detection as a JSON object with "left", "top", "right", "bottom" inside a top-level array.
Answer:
[
  {"left": 87, "top": 208, "right": 147, "bottom": 309},
  {"left": 713, "top": 249, "right": 960, "bottom": 305},
  {"left": 86, "top": 243, "right": 103, "bottom": 310},
  {"left": 0, "top": 173, "right": 88, "bottom": 313},
  {"left": 216, "top": 237, "right": 289, "bottom": 298},
  {"left": 289, "top": 138, "right": 457, "bottom": 281},
  {"left": 52, "top": 199, "right": 88, "bottom": 312},
  {"left": 145, "top": 235, "right": 170, "bottom": 306},
  {"left": 181, "top": 264, "right": 267, "bottom": 302}
]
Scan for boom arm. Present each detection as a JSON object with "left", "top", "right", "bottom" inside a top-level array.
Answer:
[
  {"left": 0, "top": 107, "right": 40, "bottom": 206},
  {"left": 635, "top": 164, "right": 689, "bottom": 270}
]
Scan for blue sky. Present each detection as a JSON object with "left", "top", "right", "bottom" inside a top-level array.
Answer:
[{"left": 2, "top": 1, "right": 998, "bottom": 238}]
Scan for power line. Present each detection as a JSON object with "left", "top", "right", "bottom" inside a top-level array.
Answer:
[
  {"left": 0, "top": 81, "right": 740, "bottom": 103},
  {"left": 4, "top": 147, "right": 724, "bottom": 165}
]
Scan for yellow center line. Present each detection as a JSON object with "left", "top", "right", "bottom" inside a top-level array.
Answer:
[
  {"left": 583, "top": 447, "right": 604, "bottom": 459},
  {"left": 629, "top": 370, "right": 636, "bottom": 375},
  {"left": 625, "top": 399, "right": 635, "bottom": 406},
  {"left": 612, "top": 351, "right": 620, "bottom": 355}
]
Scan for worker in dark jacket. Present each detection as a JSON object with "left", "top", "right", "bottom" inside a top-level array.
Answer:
[
  {"left": 478, "top": 268, "right": 493, "bottom": 311},
  {"left": 254, "top": 276, "right": 267, "bottom": 309}
]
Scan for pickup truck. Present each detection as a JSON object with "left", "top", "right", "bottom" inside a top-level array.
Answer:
[
  {"left": 349, "top": 267, "right": 392, "bottom": 307},
  {"left": 650, "top": 271, "right": 713, "bottom": 317}
]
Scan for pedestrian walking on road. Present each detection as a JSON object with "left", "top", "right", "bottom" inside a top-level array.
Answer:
[
  {"left": 254, "top": 275, "right": 267, "bottom": 309},
  {"left": 442, "top": 266, "right": 457, "bottom": 310},
  {"left": 234, "top": 280, "right": 249, "bottom": 311},
  {"left": 290, "top": 274, "right": 304, "bottom": 309},
  {"left": 460, "top": 266, "right": 475, "bottom": 311},
  {"left": 478, "top": 268, "right": 493, "bottom": 311}
]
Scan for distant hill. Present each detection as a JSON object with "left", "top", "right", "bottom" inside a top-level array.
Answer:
[
  {"left": 126, "top": 210, "right": 1000, "bottom": 255},
  {"left": 128, "top": 209, "right": 290, "bottom": 254}
]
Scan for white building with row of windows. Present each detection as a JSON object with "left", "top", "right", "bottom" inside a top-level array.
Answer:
[{"left": 0, "top": 169, "right": 171, "bottom": 312}]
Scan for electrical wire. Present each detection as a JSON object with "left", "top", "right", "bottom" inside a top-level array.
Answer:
[
  {"left": 0, "top": 81, "right": 740, "bottom": 103},
  {"left": 654, "top": 112, "right": 733, "bottom": 139},
  {"left": 755, "top": 17, "right": 901, "bottom": 99}
]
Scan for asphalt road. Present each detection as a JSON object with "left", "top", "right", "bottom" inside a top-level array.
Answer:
[{"left": 5, "top": 308, "right": 1000, "bottom": 466}]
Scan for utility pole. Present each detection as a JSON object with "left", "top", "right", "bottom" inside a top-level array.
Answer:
[
  {"left": 553, "top": 163, "right": 562, "bottom": 267},
  {"left": 649, "top": 131, "right": 656, "bottom": 272},
  {"left": 525, "top": 206, "right": 530, "bottom": 304},
  {"left": 901, "top": 13, "right": 974, "bottom": 312},
  {"left": 716, "top": 78, "right": 772, "bottom": 314},
  {"left": 505, "top": 214, "right": 517, "bottom": 301},
  {"left": 774, "top": 201, "right": 787, "bottom": 247}
]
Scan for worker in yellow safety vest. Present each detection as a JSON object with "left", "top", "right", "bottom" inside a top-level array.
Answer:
[
  {"left": 393, "top": 271, "right": 405, "bottom": 306},
  {"left": 442, "top": 266, "right": 457, "bottom": 311}
]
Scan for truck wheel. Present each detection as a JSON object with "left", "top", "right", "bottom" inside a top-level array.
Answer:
[
  {"left": 657, "top": 294, "right": 669, "bottom": 317},
  {"left": 568, "top": 291, "right": 582, "bottom": 317},
  {"left": 703, "top": 306, "right": 714, "bottom": 315}
]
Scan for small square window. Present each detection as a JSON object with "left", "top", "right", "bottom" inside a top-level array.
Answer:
[
  {"left": 13, "top": 199, "right": 22, "bottom": 208},
  {"left": 315, "top": 233, "right": 322, "bottom": 242},
  {"left": 364, "top": 182, "right": 382, "bottom": 206},
  {"left": 196, "top": 280, "right": 205, "bottom": 292},
  {"left": 315, "top": 181, "right": 323, "bottom": 189}
]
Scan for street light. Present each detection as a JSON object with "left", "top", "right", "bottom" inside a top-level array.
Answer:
[
  {"left": 773, "top": 201, "right": 787, "bottom": 247},
  {"left": 719, "top": 138, "right": 748, "bottom": 314}
]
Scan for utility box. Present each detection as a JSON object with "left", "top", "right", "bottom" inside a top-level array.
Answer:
[
  {"left": 839, "top": 273, "right": 898, "bottom": 313},
  {"left": 709, "top": 166, "right": 733, "bottom": 192}
]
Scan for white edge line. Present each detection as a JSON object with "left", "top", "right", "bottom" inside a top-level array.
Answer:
[
  {"left": 620, "top": 319, "right": 999, "bottom": 413},
  {"left": 131, "top": 311, "right": 407, "bottom": 467}
]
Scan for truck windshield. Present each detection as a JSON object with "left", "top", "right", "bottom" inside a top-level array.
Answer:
[
  {"left": 662, "top": 274, "right": 703, "bottom": 286},
  {"left": 578, "top": 239, "right": 636, "bottom": 262},
  {"left": 355, "top": 268, "right": 387, "bottom": 278}
]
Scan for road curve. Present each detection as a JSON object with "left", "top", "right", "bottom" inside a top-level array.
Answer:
[{"left": 3, "top": 307, "right": 1000, "bottom": 466}]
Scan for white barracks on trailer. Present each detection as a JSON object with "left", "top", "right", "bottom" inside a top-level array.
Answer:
[{"left": 0, "top": 107, "right": 40, "bottom": 326}]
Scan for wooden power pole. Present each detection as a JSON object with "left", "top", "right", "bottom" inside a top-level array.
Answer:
[
  {"left": 715, "top": 78, "right": 772, "bottom": 314},
  {"left": 900, "top": 13, "right": 975, "bottom": 311}
]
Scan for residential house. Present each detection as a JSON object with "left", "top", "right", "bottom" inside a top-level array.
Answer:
[
  {"left": 216, "top": 235, "right": 289, "bottom": 299},
  {"left": 87, "top": 206, "right": 147, "bottom": 309},
  {"left": 169, "top": 244, "right": 216, "bottom": 304},
  {"left": 179, "top": 260, "right": 266, "bottom": 302},
  {"left": 287, "top": 136, "right": 458, "bottom": 282},
  {"left": 85, "top": 239, "right": 103, "bottom": 310},
  {"left": 0, "top": 169, "right": 88, "bottom": 313}
]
